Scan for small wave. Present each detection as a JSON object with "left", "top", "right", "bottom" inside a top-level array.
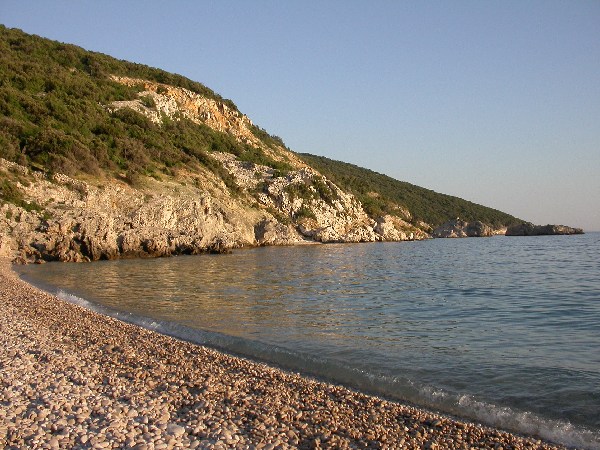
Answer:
[
  {"left": 54, "top": 289, "right": 211, "bottom": 345},
  {"left": 458, "top": 394, "right": 599, "bottom": 449},
  {"left": 56, "top": 289, "right": 96, "bottom": 309},
  {"left": 417, "top": 385, "right": 600, "bottom": 449}
]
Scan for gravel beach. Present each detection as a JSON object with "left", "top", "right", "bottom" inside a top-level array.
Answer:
[{"left": 1, "top": 259, "right": 567, "bottom": 450}]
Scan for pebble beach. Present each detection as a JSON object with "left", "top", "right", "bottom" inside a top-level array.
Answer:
[{"left": 1, "top": 259, "right": 568, "bottom": 450}]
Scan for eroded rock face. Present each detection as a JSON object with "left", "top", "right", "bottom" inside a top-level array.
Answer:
[
  {"left": 505, "top": 223, "right": 584, "bottom": 236},
  {"left": 1, "top": 158, "right": 427, "bottom": 263},
  {"left": 1, "top": 72, "right": 431, "bottom": 263},
  {"left": 0, "top": 159, "right": 301, "bottom": 263},
  {"left": 432, "top": 219, "right": 494, "bottom": 238},
  {"left": 209, "top": 154, "right": 429, "bottom": 245},
  {"left": 108, "top": 76, "right": 261, "bottom": 148},
  {"left": 374, "top": 215, "right": 428, "bottom": 241}
]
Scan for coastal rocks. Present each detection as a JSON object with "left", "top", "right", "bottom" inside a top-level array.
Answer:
[
  {"left": 0, "top": 159, "right": 298, "bottom": 262},
  {"left": 104, "top": 75, "right": 432, "bottom": 246},
  {"left": 465, "top": 220, "right": 495, "bottom": 237},
  {"left": 254, "top": 219, "right": 300, "bottom": 246},
  {"left": 374, "top": 215, "right": 428, "bottom": 241},
  {"left": 212, "top": 152, "right": 425, "bottom": 244},
  {"left": 303, "top": 224, "right": 376, "bottom": 243},
  {"left": 1, "top": 68, "right": 435, "bottom": 263},
  {"left": 0, "top": 233, "right": 12, "bottom": 257},
  {"left": 254, "top": 167, "right": 381, "bottom": 243},
  {"left": 506, "top": 222, "right": 584, "bottom": 236},
  {"left": 1, "top": 151, "right": 428, "bottom": 264},
  {"left": 432, "top": 219, "right": 494, "bottom": 238}
]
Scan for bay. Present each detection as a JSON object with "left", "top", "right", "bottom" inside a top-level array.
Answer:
[{"left": 18, "top": 233, "right": 600, "bottom": 449}]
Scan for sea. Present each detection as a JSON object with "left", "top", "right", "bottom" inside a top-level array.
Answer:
[{"left": 17, "top": 233, "right": 600, "bottom": 449}]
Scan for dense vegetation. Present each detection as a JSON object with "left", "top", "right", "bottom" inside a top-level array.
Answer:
[
  {"left": 0, "top": 25, "right": 288, "bottom": 184},
  {"left": 298, "top": 153, "right": 520, "bottom": 228}
]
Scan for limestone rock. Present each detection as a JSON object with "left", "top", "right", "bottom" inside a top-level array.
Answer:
[
  {"left": 108, "top": 76, "right": 261, "bottom": 148},
  {"left": 432, "top": 219, "right": 494, "bottom": 238},
  {"left": 1, "top": 158, "right": 295, "bottom": 262},
  {"left": 0, "top": 233, "right": 13, "bottom": 257},
  {"left": 465, "top": 220, "right": 493, "bottom": 237},
  {"left": 505, "top": 222, "right": 584, "bottom": 236},
  {"left": 374, "top": 215, "right": 428, "bottom": 241}
]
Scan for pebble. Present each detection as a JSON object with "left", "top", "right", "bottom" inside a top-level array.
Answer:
[
  {"left": 166, "top": 423, "right": 185, "bottom": 436},
  {"left": 130, "top": 444, "right": 148, "bottom": 450}
]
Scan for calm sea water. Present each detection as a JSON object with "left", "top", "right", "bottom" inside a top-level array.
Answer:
[{"left": 18, "top": 233, "right": 600, "bottom": 449}]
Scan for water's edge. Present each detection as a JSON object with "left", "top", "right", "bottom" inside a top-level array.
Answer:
[
  {"left": 18, "top": 256, "right": 600, "bottom": 450},
  {"left": 16, "top": 234, "right": 600, "bottom": 449}
]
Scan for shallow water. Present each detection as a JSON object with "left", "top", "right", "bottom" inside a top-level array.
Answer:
[{"left": 19, "top": 233, "right": 600, "bottom": 449}]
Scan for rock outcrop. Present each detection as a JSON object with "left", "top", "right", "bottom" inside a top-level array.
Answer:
[
  {"left": 505, "top": 223, "right": 584, "bottom": 236},
  {"left": 0, "top": 159, "right": 297, "bottom": 263},
  {"left": 108, "top": 76, "right": 261, "bottom": 148},
  {"left": 107, "top": 76, "right": 307, "bottom": 169},
  {"left": 374, "top": 215, "right": 429, "bottom": 241},
  {"left": 432, "top": 219, "right": 495, "bottom": 238},
  {"left": 1, "top": 156, "right": 426, "bottom": 263},
  {"left": 3, "top": 152, "right": 585, "bottom": 263}
]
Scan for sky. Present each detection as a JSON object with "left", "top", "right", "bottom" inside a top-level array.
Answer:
[{"left": 2, "top": 1, "right": 599, "bottom": 230}]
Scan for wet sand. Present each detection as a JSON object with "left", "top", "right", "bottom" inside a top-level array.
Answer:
[{"left": 0, "top": 259, "right": 566, "bottom": 449}]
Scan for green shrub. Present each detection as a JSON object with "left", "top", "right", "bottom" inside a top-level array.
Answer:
[
  {"left": 266, "top": 207, "right": 291, "bottom": 225},
  {"left": 139, "top": 95, "right": 156, "bottom": 108},
  {"left": 285, "top": 182, "right": 315, "bottom": 201},
  {"left": 0, "top": 130, "right": 20, "bottom": 161},
  {"left": 0, "top": 25, "right": 298, "bottom": 199},
  {"left": 295, "top": 205, "right": 317, "bottom": 221},
  {"left": 0, "top": 178, "right": 44, "bottom": 213}
]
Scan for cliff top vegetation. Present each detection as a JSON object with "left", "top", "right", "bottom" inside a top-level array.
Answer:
[{"left": 298, "top": 153, "right": 519, "bottom": 228}]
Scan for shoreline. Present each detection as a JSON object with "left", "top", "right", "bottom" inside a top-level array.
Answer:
[{"left": 1, "top": 259, "right": 568, "bottom": 449}]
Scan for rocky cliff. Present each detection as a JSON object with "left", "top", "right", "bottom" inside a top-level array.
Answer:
[
  {"left": 0, "top": 67, "right": 580, "bottom": 264},
  {"left": 432, "top": 219, "right": 505, "bottom": 238},
  {"left": 0, "top": 150, "right": 427, "bottom": 263},
  {"left": 505, "top": 223, "right": 584, "bottom": 236},
  {"left": 107, "top": 75, "right": 307, "bottom": 169}
]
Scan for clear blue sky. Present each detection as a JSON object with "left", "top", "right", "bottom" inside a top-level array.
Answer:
[{"left": 2, "top": 1, "right": 599, "bottom": 230}]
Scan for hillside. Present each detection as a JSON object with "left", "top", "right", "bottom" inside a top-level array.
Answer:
[
  {"left": 0, "top": 26, "right": 526, "bottom": 263},
  {"left": 297, "top": 154, "right": 519, "bottom": 228}
]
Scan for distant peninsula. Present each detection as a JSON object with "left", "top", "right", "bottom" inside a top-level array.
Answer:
[{"left": 0, "top": 26, "right": 582, "bottom": 263}]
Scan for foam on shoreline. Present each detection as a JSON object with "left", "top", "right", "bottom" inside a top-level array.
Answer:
[{"left": 0, "top": 258, "right": 579, "bottom": 449}]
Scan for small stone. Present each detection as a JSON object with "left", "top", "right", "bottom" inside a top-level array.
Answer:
[
  {"left": 166, "top": 423, "right": 185, "bottom": 436},
  {"left": 130, "top": 444, "right": 148, "bottom": 450}
]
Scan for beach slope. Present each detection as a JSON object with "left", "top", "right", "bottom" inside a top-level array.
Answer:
[{"left": 0, "top": 260, "right": 565, "bottom": 449}]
